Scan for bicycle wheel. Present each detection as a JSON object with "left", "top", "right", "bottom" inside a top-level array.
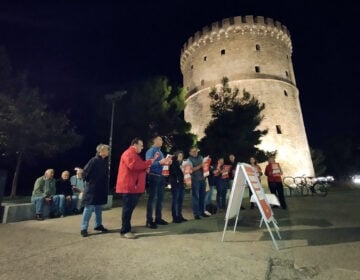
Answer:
[
  {"left": 294, "top": 177, "right": 308, "bottom": 196},
  {"left": 283, "top": 176, "right": 296, "bottom": 196},
  {"left": 313, "top": 183, "right": 328, "bottom": 197}
]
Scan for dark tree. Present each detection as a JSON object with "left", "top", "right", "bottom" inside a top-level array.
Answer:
[
  {"left": 199, "top": 77, "right": 268, "bottom": 162},
  {"left": 310, "top": 148, "right": 327, "bottom": 176},
  {"left": 0, "top": 49, "right": 82, "bottom": 197},
  {"left": 95, "top": 76, "right": 196, "bottom": 189}
]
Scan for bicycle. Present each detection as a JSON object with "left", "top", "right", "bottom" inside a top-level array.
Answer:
[
  {"left": 310, "top": 176, "right": 334, "bottom": 197},
  {"left": 283, "top": 175, "right": 334, "bottom": 197}
]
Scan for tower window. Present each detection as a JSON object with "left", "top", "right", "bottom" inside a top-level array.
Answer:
[
  {"left": 201, "top": 79, "right": 205, "bottom": 86},
  {"left": 221, "top": 49, "right": 226, "bottom": 55},
  {"left": 284, "top": 90, "right": 288, "bottom": 97},
  {"left": 285, "top": 71, "right": 289, "bottom": 77},
  {"left": 276, "top": 125, "right": 282, "bottom": 134},
  {"left": 255, "top": 66, "right": 260, "bottom": 73},
  {"left": 256, "top": 44, "right": 260, "bottom": 51},
  {"left": 191, "top": 65, "right": 194, "bottom": 70},
  {"left": 203, "top": 56, "right": 207, "bottom": 61}
]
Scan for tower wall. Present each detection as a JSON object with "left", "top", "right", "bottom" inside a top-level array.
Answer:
[{"left": 181, "top": 15, "right": 314, "bottom": 177}]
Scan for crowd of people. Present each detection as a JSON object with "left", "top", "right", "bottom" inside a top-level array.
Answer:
[{"left": 30, "top": 136, "right": 287, "bottom": 239}]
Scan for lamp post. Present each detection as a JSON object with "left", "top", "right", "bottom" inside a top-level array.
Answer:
[{"left": 105, "top": 90, "right": 127, "bottom": 193}]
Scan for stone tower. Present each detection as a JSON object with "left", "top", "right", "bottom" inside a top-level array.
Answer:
[{"left": 180, "top": 15, "right": 314, "bottom": 177}]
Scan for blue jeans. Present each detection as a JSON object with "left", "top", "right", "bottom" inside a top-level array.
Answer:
[
  {"left": 31, "top": 196, "right": 58, "bottom": 215},
  {"left": 121, "top": 193, "right": 141, "bottom": 234},
  {"left": 81, "top": 204, "right": 103, "bottom": 231},
  {"left": 57, "top": 195, "right": 78, "bottom": 215},
  {"left": 171, "top": 182, "right": 185, "bottom": 220},
  {"left": 146, "top": 174, "right": 165, "bottom": 222},
  {"left": 204, "top": 184, "right": 215, "bottom": 208},
  {"left": 54, "top": 194, "right": 65, "bottom": 215},
  {"left": 191, "top": 179, "right": 206, "bottom": 216}
]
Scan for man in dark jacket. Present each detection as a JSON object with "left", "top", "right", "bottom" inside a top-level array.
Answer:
[
  {"left": 56, "top": 170, "right": 78, "bottom": 217},
  {"left": 80, "top": 144, "right": 110, "bottom": 237}
]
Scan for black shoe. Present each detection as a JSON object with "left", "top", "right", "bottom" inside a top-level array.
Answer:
[
  {"left": 240, "top": 206, "right": 246, "bottom": 210},
  {"left": 145, "top": 221, "right": 157, "bottom": 229},
  {"left": 180, "top": 216, "right": 188, "bottom": 222},
  {"left": 49, "top": 212, "right": 56, "bottom": 219},
  {"left": 80, "top": 230, "right": 88, "bottom": 237},
  {"left": 155, "top": 219, "right": 168, "bottom": 225},
  {"left": 194, "top": 215, "right": 201, "bottom": 220},
  {"left": 73, "top": 208, "right": 80, "bottom": 214},
  {"left": 94, "top": 225, "right": 108, "bottom": 233},
  {"left": 173, "top": 218, "right": 182, "bottom": 223},
  {"left": 201, "top": 212, "right": 211, "bottom": 218},
  {"left": 36, "top": 214, "right": 44, "bottom": 221}
]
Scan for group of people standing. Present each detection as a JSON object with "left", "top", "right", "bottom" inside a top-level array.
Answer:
[
  {"left": 30, "top": 136, "right": 287, "bottom": 240},
  {"left": 115, "top": 136, "right": 217, "bottom": 239}
]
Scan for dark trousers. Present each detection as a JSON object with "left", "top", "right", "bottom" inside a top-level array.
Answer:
[
  {"left": 191, "top": 179, "right": 206, "bottom": 216},
  {"left": 146, "top": 174, "right": 165, "bottom": 222},
  {"left": 216, "top": 179, "right": 228, "bottom": 209},
  {"left": 171, "top": 183, "right": 185, "bottom": 220},
  {"left": 121, "top": 193, "right": 141, "bottom": 234},
  {"left": 268, "top": 181, "right": 287, "bottom": 209}
]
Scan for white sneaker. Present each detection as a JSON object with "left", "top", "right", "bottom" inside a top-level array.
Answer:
[
  {"left": 204, "top": 210, "right": 212, "bottom": 216},
  {"left": 122, "top": 232, "right": 136, "bottom": 239}
]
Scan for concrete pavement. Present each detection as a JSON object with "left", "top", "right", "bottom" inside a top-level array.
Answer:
[{"left": 1, "top": 185, "right": 360, "bottom": 280}]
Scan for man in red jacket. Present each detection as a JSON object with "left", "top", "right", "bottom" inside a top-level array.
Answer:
[{"left": 116, "top": 138, "right": 155, "bottom": 239}]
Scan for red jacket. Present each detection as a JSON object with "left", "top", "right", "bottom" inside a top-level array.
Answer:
[
  {"left": 116, "top": 146, "right": 152, "bottom": 194},
  {"left": 264, "top": 162, "right": 283, "bottom": 183}
]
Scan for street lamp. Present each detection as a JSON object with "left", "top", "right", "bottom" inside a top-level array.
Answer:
[{"left": 105, "top": 90, "right": 127, "bottom": 192}]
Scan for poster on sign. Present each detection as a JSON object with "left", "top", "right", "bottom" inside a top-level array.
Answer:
[{"left": 221, "top": 163, "right": 281, "bottom": 250}]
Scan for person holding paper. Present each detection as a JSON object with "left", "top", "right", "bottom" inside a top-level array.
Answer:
[
  {"left": 188, "top": 147, "right": 210, "bottom": 219},
  {"left": 145, "top": 135, "right": 170, "bottom": 228},
  {"left": 264, "top": 157, "right": 287, "bottom": 209},
  {"left": 116, "top": 138, "right": 155, "bottom": 239},
  {"left": 169, "top": 151, "right": 187, "bottom": 223},
  {"left": 249, "top": 157, "right": 263, "bottom": 209}
]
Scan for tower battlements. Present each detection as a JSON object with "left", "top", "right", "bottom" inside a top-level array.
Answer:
[{"left": 180, "top": 15, "right": 292, "bottom": 69}]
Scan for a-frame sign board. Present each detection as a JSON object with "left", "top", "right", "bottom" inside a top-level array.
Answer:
[{"left": 221, "top": 163, "right": 281, "bottom": 250}]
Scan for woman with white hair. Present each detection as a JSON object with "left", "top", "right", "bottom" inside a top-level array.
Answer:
[{"left": 80, "top": 144, "right": 110, "bottom": 237}]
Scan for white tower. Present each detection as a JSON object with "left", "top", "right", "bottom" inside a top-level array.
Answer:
[{"left": 180, "top": 15, "right": 314, "bottom": 177}]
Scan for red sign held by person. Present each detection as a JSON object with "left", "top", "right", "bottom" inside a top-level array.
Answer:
[
  {"left": 182, "top": 159, "right": 192, "bottom": 188},
  {"left": 202, "top": 156, "right": 211, "bottom": 177},
  {"left": 162, "top": 154, "right": 173, "bottom": 176}
]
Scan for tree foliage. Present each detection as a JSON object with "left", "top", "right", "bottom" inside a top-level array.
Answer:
[
  {"left": 0, "top": 48, "right": 82, "bottom": 197},
  {"left": 95, "top": 76, "right": 196, "bottom": 189},
  {"left": 322, "top": 133, "right": 360, "bottom": 179},
  {"left": 199, "top": 77, "right": 268, "bottom": 162},
  {"left": 102, "top": 76, "right": 195, "bottom": 154},
  {"left": 310, "top": 148, "right": 327, "bottom": 176}
]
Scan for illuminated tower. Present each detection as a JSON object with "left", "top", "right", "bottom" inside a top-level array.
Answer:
[{"left": 180, "top": 15, "right": 314, "bottom": 176}]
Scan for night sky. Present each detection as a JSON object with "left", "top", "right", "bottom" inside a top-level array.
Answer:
[{"left": 1, "top": 0, "right": 359, "bottom": 150}]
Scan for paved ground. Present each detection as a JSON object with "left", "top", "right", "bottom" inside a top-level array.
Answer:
[{"left": 1, "top": 185, "right": 360, "bottom": 280}]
